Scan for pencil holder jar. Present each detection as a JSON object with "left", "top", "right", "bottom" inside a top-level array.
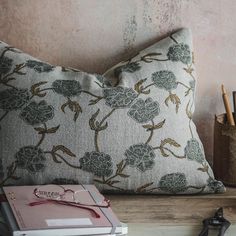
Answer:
[{"left": 213, "top": 113, "right": 236, "bottom": 186}]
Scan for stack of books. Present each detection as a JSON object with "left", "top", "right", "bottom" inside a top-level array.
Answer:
[{"left": 0, "top": 185, "right": 127, "bottom": 236}]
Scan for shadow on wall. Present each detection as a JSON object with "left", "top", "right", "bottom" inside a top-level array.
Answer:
[
  {"left": 0, "top": 0, "right": 233, "bottom": 164},
  {"left": 0, "top": 0, "right": 183, "bottom": 74}
]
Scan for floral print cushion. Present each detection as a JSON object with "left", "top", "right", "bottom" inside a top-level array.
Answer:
[{"left": 0, "top": 28, "right": 225, "bottom": 194}]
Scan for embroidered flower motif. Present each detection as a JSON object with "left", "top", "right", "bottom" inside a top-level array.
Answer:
[
  {"left": 114, "top": 62, "right": 141, "bottom": 77},
  {"left": 190, "top": 79, "right": 195, "bottom": 91},
  {"left": 19, "top": 100, "right": 54, "bottom": 125},
  {"left": 151, "top": 70, "right": 177, "bottom": 91},
  {"left": 159, "top": 173, "right": 188, "bottom": 193},
  {"left": 51, "top": 178, "right": 79, "bottom": 185},
  {"left": 184, "top": 138, "right": 205, "bottom": 163},
  {"left": 103, "top": 86, "right": 138, "bottom": 108},
  {"left": 52, "top": 80, "right": 82, "bottom": 97},
  {"left": 167, "top": 43, "right": 191, "bottom": 64},
  {"left": 94, "top": 74, "right": 112, "bottom": 87},
  {"left": 125, "top": 143, "right": 155, "bottom": 172},
  {"left": 128, "top": 98, "right": 160, "bottom": 123},
  {"left": 79, "top": 151, "right": 113, "bottom": 177},
  {"left": 0, "top": 89, "right": 30, "bottom": 111},
  {"left": 15, "top": 146, "right": 46, "bottom": 173},
  {"left": 207, "top": 178, "right": 225, "bottom": 193},
  {"left": 26, "top": 60, "right": 54, "bottom": 73},
  {"left": 0, "top": 56, "right": 13, "bottom": 75}
]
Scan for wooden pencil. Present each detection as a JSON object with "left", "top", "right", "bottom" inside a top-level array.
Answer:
[
  {"left": 221, "top": 84, "right": 235, "bottom": 126},
  {"left": 232, "top": 91, "right": 236, "bottom": 123}
]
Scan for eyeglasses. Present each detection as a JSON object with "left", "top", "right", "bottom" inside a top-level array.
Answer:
[{"left": 29, "top": 185, "right": 110, "bottom": 218}]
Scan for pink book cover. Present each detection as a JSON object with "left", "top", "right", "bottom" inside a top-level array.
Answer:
[{"left": 3, "top": 185, "right": 121, "bottom": 231}]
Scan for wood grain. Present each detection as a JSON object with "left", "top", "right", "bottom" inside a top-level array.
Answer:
[{"left": 106, "top": 187, "right": 236, "bottom": 225}]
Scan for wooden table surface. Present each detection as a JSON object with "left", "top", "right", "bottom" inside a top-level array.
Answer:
[
  {"left": 0, "top": 188, "right": 235, "bottom": 236},
  {"left": 107, "top": 187, "right": 236, "bottom": 235}
]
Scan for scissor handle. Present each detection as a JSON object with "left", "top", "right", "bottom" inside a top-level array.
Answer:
[
  {"left": 198, "top": 220, "right": 209, "bottom": 236},
  {"left": 218, "top": 221, "right": 231, "bottom": 236}
]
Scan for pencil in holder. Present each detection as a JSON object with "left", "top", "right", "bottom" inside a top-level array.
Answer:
[{"left": 213, "top": 113, "right": 236, "bottom": 186}]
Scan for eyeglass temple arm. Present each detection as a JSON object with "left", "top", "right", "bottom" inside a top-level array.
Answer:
[{"left": 29, "top": 199, "right": 101, "bottom": 218}]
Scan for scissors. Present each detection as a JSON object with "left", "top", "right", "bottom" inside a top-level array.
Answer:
[{"left": 199, "top": 207, "right": 231, "bottom": 236}]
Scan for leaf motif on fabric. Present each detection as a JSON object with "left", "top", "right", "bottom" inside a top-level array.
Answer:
[
  {"left": 136, "top": 182, "right": 154, "bottom": 193},
  {"left": 52, "top": 145, "right": 76, "bottom": 157}
]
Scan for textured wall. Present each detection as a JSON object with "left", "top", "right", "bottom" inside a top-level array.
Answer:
[{"left": 0, "top": 0, "right": 236, "bottom": 162}]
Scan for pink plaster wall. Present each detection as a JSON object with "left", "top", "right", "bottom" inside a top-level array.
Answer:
[{"left": 1, "top": 0, "right": 236, "bottom": 162}]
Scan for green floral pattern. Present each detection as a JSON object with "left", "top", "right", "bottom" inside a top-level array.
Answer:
[
  {"left": 114, "top": 62, "right": 141, "bottom": 77},
  {"left": 0, "top": 29, "right": 225, "bottom": 194},
  {"left": 15, "top": 146, "right": 46, "bottom": 173},
  {"left": 0, "top": 89, "right": 30, "bottom": 111},
  {"left": 94, "top": 74, "right": 112, "bottom": 87},
  {"left": 159, "top": 173, "right": 188, "bottom": 193},
  {"left": 19, "top": 101, "right": 54, "bottom": 126},
  {"left": 26, "top": 60, "right": 54, "bottom": 73},
  {"left": 51, "top": 178, "right": 79, "bottom": 185},
  {"left": 184, "top": 138, "right": 205, "bottom": 163},
  {"left": 128, "top": 98, "right": 160, "bottom": 123},
  {"left": 0, "top": 56, "right": 13, "bottom": 75},
  {"left": 104, "top": 86, "right": 138, "bottom": 108},
  {"left": 79, "top": 151, "right": 113, "bottom": 177},
  {"left": 190, "top": 80, "right": 195, "bottom": 91},
  {"left": 207, "top": 178, "right": 225, "bottom": 193},
  {"left": 152, "top": 71, "right": 177, "bottom": 91},
  {"left": 52, "top": 80, "right": 82, "bottom": 97},
  {"left": 167, "top": 43, "right": 191, "bottom": 64},
  {"left": 125, "top": 143, "right": 155, "bottom": 172}
]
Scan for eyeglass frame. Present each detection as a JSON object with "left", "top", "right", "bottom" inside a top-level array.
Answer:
[{"left": 29, "top": 185, "right": 111, "bottom": 218}]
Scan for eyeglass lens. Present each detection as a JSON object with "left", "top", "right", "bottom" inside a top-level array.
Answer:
[{"left": 35, "top": 185, "right": 106, "bottom": 206}]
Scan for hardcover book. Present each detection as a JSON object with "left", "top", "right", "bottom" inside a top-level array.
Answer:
[{"left": 0, "top": 185, "right": 127, "bottom": 236}]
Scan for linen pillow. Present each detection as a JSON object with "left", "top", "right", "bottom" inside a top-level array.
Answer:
[{"left": 0, "top": 28, "right": 225, "bottom": 194}]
